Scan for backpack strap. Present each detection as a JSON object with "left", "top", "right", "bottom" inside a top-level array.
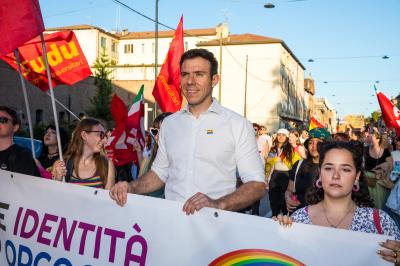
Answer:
[
  {"left": 293, "top": 159, "right": 304, "bottom": 193},
  {"left": 373, "top": 208, "right": 383, "bottom": 234},
  {"left": 65, "top": 159, "right": 73, "bottom": 183}
]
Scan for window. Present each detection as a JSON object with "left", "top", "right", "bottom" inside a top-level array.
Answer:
[
  {"left": 152, "top": 43, "right": 155, "bottom": 53},
  {"left": 100, "top": 37, "right": 107, "bottom": 49},
  {"left": 35, "top": 109, "right": 43, "bottom": 125},
  {"left": 111, "top": 41, "right": 116, "bottom": 53},
  {"left": 142, "top": 43, "right": 145, "bottom": 53},
  {"left": 185, "top": 41, "right": 188, "bottom": 51},
  {"left": 124, "top": 44, "right": 134, "bottom": 54}
]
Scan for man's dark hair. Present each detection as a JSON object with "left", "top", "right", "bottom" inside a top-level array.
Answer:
[
  {"left": 0, "top": 106, "right": 20, "bottom": 126},
  {"left": 180, "top": 48, "right": 218, "bottom": 76}
]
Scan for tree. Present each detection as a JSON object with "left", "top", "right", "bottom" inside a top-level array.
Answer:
[
  {"left": 371, "top": 110, "right": 382, "bottom": 123},
  {"left": 87, "top": 50, "right": 113, "bottom": 122}
]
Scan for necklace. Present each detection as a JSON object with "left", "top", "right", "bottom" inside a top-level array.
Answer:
[{"left": 321, "top": 203, "right": 355, "bottom": 228}]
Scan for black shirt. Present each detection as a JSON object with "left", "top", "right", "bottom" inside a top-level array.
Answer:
[
  {"left": 0, "top": 144, "right": 40, "bottom": 177},
  {"left": 289, "top": 159, "right": 319, "bottom": 208},
  {"left": 364, "top": 147, "right": 391, "bottom": 171},
  {"left": 39, "top": 152, "right": 59, "bottom": 169}
]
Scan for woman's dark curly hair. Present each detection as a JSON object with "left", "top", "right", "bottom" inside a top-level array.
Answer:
[{"left": 306, "top": 141, "right": 373, "bottom": 207}]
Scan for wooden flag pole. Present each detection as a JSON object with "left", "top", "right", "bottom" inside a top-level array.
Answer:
[
  {"left": 14, "top": 49, "right": 36, "bottom": 158},
  {"left": 40, "top": 33, "right": 64, "bottom": 180}
]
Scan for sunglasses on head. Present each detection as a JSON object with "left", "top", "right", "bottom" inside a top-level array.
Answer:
[
  {"left": 0, "top": 117, "right": 12, "bottom": 124},
  {"left": 149, "top": 127, "right": 159, "bottom": 136},
  {"left": 85, "top": 130, "right": 106, "bottom": 140}
]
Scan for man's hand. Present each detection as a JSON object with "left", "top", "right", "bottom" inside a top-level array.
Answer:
[
  {"left": 109, "top": 181, "right": 131, "bottom": 207},
  {"left": 182, "top": 192, "right": 222, "bottom": 215}
]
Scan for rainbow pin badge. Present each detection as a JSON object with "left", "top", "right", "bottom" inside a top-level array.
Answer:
[
  {"left": 206, "top": 129, "right": 214, "bottom": 134},
  {"left": 209, "top": 249, "right": 305, "bottom": 266}
]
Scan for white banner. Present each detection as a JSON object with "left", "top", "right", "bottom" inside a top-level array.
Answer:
[{"left": 0, "top": 170, "right": 391, "bottom": 265}]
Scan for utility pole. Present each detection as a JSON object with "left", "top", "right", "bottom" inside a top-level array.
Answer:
[
  {"left": 244, "top": 55, "right": 248, "bottom": 117},
  {"left": 154, "top": 0, "right": 159, "bottom": 120},
  {"left": 216, "top": 23, "right": 228, "bottom": 104}
]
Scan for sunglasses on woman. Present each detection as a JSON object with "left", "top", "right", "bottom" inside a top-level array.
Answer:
[
  {"left": 149, "top": 127, "right": 159, "bottom": 136},
  {"left": 85, "top": 130, "right": 106, "bottom": 140}
]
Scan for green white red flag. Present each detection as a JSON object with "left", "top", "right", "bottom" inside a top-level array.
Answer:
[{"left": 106, "top": 86, "right": 145, "bottom": 166}]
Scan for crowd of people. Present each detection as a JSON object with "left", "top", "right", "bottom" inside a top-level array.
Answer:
[{"left": 1, "top": 48, "right": 400, "bottom": 264}]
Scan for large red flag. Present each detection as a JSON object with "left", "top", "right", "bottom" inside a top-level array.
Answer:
[
  {"left": 106, "top": 86, "right": 145, "bottom": 166},
  {"left": 1, "top": 31, "right": 92, "bottom": 91},
  {"left": 0, "top": 0, "right": 45, "bottom": 56},
  {"left": 152, "top": 16, "right": 184, "bottom": 112},
  {"left": 376, "top": 87, "right": 400, "bottom": 135}
]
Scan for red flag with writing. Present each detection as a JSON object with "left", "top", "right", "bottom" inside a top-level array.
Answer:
[
  {"left": 0, "top": 0, "right": 45, "bottom": 56},
  {"left": 376, "top": 89, "right": 400, "bottom": 135},
  {"left": 1, "top": 31, "right": 92, "bottom": 91},
  {"left": 152, "top": 16, "right": 184, "bottom": 112},
  {"left": 106, "top": 87, "right": 145, "bottom": 166}
]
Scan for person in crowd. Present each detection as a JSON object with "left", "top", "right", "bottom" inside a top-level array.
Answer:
[
  {"left": 52, "top": 118, "right": 115, "bottom": 189},
  {"left": 299, "top": 129, "right": 309, "bottom": 144},
  {"left": 364, "top": 130, "right": 393, "bottom": 209},
  {"left": 36, "top": 125, "right": 69, "bottom": 178},
  {"left": 289, "top": 130, "right": 307, "bottom": 159},
  {"left": 333, "top": 132, "right": 351, "bottom": 141},
  {"left": 142, "top": 131, "right": 153, "bottom": 160},
  {"left": 110, "top": 48, "right": 265, "bottom": 214},
  {"left": 285, "top": 128, "right": 332, "bottom": 214},
  {"left": 132, "top": 112, "right": 172, "bottom": 198},
  {"left": 274, "top": 141, "right": 400, "bottom": 265},
  {"left": 0, "top": 106, "right": 39, "bottom": 176},
  {"left": 383, "top": 136, "right": 400, "bottom": 229},
  {"left": 253, "top": 123, "right": 270, "bottom": 164},
  {"left": 266, "top": 128, "right": 301, "bottom": 216}
]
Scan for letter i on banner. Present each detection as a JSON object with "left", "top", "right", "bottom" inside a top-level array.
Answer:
[{"left": 40, "top": 33, "right": 65, "bottom": 179}]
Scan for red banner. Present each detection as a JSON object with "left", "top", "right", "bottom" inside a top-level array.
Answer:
[
  {"left": 0, "top": 0, "right": 45, "bottom": 56},
  {"left": 152, "top": 16, "right": 184, "bottom": 112},
  {"left": 1, "top": 31, "right": 92, "bottom": 91}
]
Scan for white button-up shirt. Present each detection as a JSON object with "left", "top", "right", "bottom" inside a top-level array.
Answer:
[{"left": 151, "top": 99, "right": 265, "bottom": 202}]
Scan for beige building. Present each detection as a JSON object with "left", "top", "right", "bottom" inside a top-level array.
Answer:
[
  {"left": 315, "top": 97, "right": 337, "bottom": 133},
  {"left": 1, "top": 23, "right": 310, "bottom": 131}
]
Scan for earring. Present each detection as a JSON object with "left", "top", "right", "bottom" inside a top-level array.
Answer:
[
  {"left": 353, "top": 183, "right": 360, "bottom": 192},
  {"left": 315, "top": 178, "right": 322, "bottom": 189}
]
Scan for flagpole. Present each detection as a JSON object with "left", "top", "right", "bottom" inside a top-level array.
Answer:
[
  {"left": 40, "top": 33, "right": 64, "bottom": 178},
  {"left": 45, "top": 92, "right": 81, "bottom": 121},
  {"left": 14, "top": 49, "right": 36, "bottom": 158}
]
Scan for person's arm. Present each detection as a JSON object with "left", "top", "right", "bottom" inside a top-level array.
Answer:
[
  {"left": 104, "top": 160, "right": 115, "bottom": 190},
  {"left": 298, "top": 145, "right": 307, "bottom": 159},
  {"left": 182, "top": 181, "right": 265, "bottom": 215},
  {"left": 109, "top": 170, "right": 165, "bottom": 206},
  {"left": 51, "top": 160, "right": 66, "bottom": 181}
]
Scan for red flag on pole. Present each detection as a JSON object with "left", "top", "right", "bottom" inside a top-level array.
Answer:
[
  {"left": 106, "top": 86, "right": 145, "bottom": 166},
  {"left": 152, "top": 16, "right": 184, "bottom": 112},
  {"left": 376, "top": 87, "right": 400, "bottom": 135},
  {"left": 1, "top": 31, "right": 92, "bottom": 91},
  {"left": 0, "top": 0, "right": 45, "bottom": 56}
]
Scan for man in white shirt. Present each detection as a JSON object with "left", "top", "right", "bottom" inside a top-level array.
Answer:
[{"left": 110, "top": 49, "right": 265, "bottom": 215}]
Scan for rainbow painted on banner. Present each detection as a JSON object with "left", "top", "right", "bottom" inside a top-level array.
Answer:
[{"left": 209, "top": 249, "right": 305, "bottom": 266}]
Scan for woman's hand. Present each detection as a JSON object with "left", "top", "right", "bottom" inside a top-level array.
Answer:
[
  {"left": 378, "top": 239, "right": 400, "bottom": 265},
  {"left": 272, "top": 214, "right": 293, "bottom": 228},
  {"left": 51, "top": 160, "right": 66, "bottom": 181}
]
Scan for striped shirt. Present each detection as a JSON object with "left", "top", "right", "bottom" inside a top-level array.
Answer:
[{"left": 69, "top": 174, "right": 103, "bottom": 188}]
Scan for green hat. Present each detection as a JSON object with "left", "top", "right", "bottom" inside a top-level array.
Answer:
[{"left": 309, "top": 128, "right": 332, "bottom": 141}]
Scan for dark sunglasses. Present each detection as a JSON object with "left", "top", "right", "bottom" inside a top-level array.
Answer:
[
  {"left": 85, "top": 130, "right": 106, "bottom": 140},
  {"left": 149, "top": 127, "right": 159, "bottom": 136},
  {"left": 0, "top": 116, "right": 12, "bottom": 124}
]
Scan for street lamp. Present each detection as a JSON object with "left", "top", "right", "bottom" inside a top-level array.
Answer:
[
  {"left": 264, "top": 3, "right": 275, "bottom": 8},
  {"left": 308, "top": 58, "right": 314, "bottom": 62},
  {"left": 382, "top": 55, "right": 389, "bottom": 59}
]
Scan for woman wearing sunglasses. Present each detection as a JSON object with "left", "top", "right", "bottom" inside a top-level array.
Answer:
[
  {"left": 134, "top": 112, "right": 172, "bottom": 198},
  {"left": 52, "top": 118, "right": 115, "bottom": 189}
]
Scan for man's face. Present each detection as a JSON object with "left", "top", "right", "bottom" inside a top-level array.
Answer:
[
  {"left": 180, "top": 57, "right": 219, "bottom": 108},
  {"left": 0, "top": 110, "right": 18, "bottom": 138}
]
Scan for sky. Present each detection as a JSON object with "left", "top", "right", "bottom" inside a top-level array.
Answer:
[{"left": 39, "top": 0, "right": 400, "bottom": 118}]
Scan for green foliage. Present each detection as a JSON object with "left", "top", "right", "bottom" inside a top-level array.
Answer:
[
  {"left": 371, "top": 110, "right": 382, "bottom": 123},
  {"left": 86, "top": 50, "right": 113, "bottom": 122}
]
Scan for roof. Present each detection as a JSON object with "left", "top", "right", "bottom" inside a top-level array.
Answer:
[
  {"left": 46, "top": 24, "right": 119, "bottom": 38},
  {"left": 117, "top": 28, "right": 216, "bottom": 39},
  {"left": 197, "top": 33, "right": 305, "bottom": 70}
]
